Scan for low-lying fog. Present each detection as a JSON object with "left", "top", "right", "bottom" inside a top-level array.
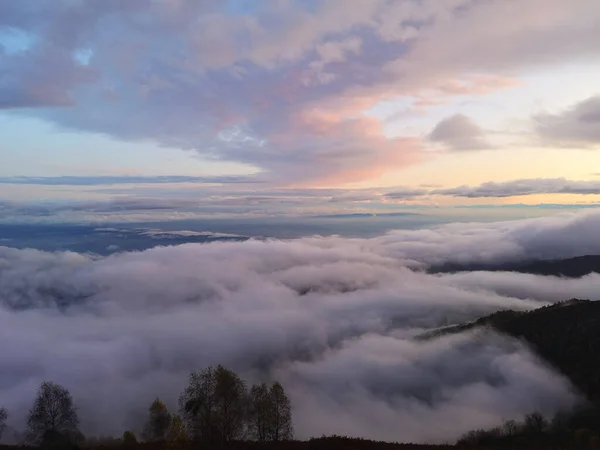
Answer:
[{"left": 2, "top": 211, "right": 599, "bottom": 442}]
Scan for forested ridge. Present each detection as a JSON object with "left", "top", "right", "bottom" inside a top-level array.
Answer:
[
  {"left": 423, "top": 299, "right": 600, "bottom": 404},
  {"left": 422, "top": 299, "right": 600, "bottom": 448},
  {"left": 429, "top": 255, "right": 600, "bottom": 277}
]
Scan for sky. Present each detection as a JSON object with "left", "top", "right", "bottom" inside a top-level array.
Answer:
[{"left": 1, "top": 0, "right": 600, "bottom": 223}]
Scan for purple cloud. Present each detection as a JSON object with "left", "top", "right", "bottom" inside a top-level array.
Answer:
[{"left": 1, "top": 0, "right": 600, "bottom": 183}]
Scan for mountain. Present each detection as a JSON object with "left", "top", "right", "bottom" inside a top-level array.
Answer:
[
  {"left": 422, "top": 299, "right": 600, "bottom": 404},
  {"left": 429, "top": 255, "right": 600, "bottom": 277}
]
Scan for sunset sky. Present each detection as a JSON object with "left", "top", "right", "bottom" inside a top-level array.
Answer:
[{"left": 2, "top": 0, "right": 600, "bottom": 222}]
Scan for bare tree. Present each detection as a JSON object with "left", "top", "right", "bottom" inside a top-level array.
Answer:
[
  {"left": 267, "top": 382, "right": 293, "bottom": 442},
  {"left": 524, "top": 411, "right": 547, "bottom": 435},
  {"left": 179, "top": 366, "right": 218, "bottom": 443},
  {"left": 180, "top": 365, "right": 246, "bottom": 445},
  {"left": 26, "top": 381, "right": 79, "bottom": 445},
  {"left": 180, "top": 367, "right": 293, "bottom": 446},
  {"left": 143, "top": 398, "right": 172, "bottom": 442},
  {"left": 214, "top": 366, "right": 247, "bottom": 443},
  {"left": 502, "top": 419, "right": 518, "bottom": 437},
  {"left": 0, "top": 407, "right": 7, "bottom": 442},
  {"left": 248, "top": 383, "right": 270, "bottom": 441}
]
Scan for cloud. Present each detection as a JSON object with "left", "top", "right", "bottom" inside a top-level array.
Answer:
[
  {"left": 2, "top": 1, "right": 599, "bottom": 184},
  {"left": 96, "top": 227, "right": 245, "bottom": 240},
  {"left": 382, "top": 188, "right": 430, "bottom": 200},
  {"left": 0, "top": 175, "right": 261, "bottom": 186},
  {"left": 535, "top": 95, "right": 600, "bottom": 147},
  {"left": 385, "top": 0, "right": 600, "bottom": 86},
  {"left": 428, "top": 114, "right": 491, "bottom": 151},
  {"left": 304, "top": 37, "right": 363, "bottom": 86},
  {"left": 3, "top": 211, "right": 600, "bottom": 441},
  {"left": 0, "top": 1, "right": 420, "bottom": 184},
  {"left": 2, "top": 177, "right": 600, "bottom": 224},
  {"left": 217, "top": 114, "right": 424, "bottom": 185},
  {"left": 0, "top": 191, "right": 349, "bottom": 223},
  {"left": 283, "top": 331, "right": 576, "bottom": 443},
  {"left": 437, "top": 271, "right": 600, "bottom": 304},
  {"left": 434, "top": 178, "right": 600, "bottom": 198},
  {"left": 0, "top": 44, "right": 97, "bottom": 109},
  {"left": 3, "top": 176, "right": 600, "bottom": 225}
]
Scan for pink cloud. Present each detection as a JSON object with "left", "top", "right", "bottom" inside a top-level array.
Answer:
[{"left": 3, "top": 0, "right": 600, "bottom": 187}]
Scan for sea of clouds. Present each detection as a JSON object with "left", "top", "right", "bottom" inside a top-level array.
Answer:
[{"left": 1, "top": 211, "right": 600, "bottom": 443}]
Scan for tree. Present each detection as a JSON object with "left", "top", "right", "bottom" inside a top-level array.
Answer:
[
  {"left": 122, "top": 431, "right": 137, "bottom": 448},
  {"left": 550, "top": 411, "right": 570, "bottom": 435},
  {"left": 214, "top": 365, "right": 247, "bottom": 443},
  {"left": 524, "top": 411, "right": 548, "bottom": 435},
  {"left": 179, "top": 365, "right": 247, "bottom": 444},
  {"left": 502, "top": 419, "right": 518, "bottom": 437},
  {"left": 179, "top": 366, "right": 218, "bottom": 443},
  {"left": 267, "top": 382, "right": 293, "bottom": 442},
  {"left": 143, "top": 398, "right": 171, "bottom": 442},
  {"left": 457, "top": 429, "right": 482, "bottom": 446},
  {"left": 179, "top": 367, "right": 294, "bottom": 445},
  {"left": 26, "top": 382, "right": 80, "bottom": 445},
  {"left": 0, "top": 407, "right": 7, "bottom": 442},
  {"left": 248, "top": 383, "right": 271, "bottom": 441},
  {"left": 166, "top": 415, "right": 187, "bottom": 450}
]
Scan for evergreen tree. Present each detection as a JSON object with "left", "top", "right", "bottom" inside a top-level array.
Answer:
[{"left": 143, "top": 398, "right": 171, "bottom": 442}]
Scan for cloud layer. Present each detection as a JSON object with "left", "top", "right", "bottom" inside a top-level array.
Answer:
[
  {"left": 2, "top": 0, "right": 600, "bottom": 184},
  {"left": 2, "top": 176, "right": 600, "bottom": 225},
  {"left": 0, "top": 175, "right": 260, "bottom": 186},
  {"left": 431, "top": 178, "right": 600, "bottom": 198},
  {"left": 2, "top": 211, "right": 600, "bottom": 442},
  {"left": 536, "top": 95, "right": 600, "bottom": 147}
]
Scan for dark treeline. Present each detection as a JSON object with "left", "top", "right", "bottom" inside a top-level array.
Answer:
[
  {"left": 430, "top": 299, "right": 600, "bottom": 448},
  {"left": 422, "top": 299, "right": 600, "bottom": 404},
  {"left": 457, "top": 406, "right": 600, "bottom": 449},
  {"left": 0, "top": 365, "right": 292, "bottom": 450},
  {"left": 428, "top": 254, "right": 600, "bottom": 278}
]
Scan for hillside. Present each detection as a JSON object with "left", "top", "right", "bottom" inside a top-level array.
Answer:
[
  {"left": 429, "top": 255, "right": 600, "bottom": 277},
  {"left": 423, "top": 299, "right": 600, "bottom": 404}
]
